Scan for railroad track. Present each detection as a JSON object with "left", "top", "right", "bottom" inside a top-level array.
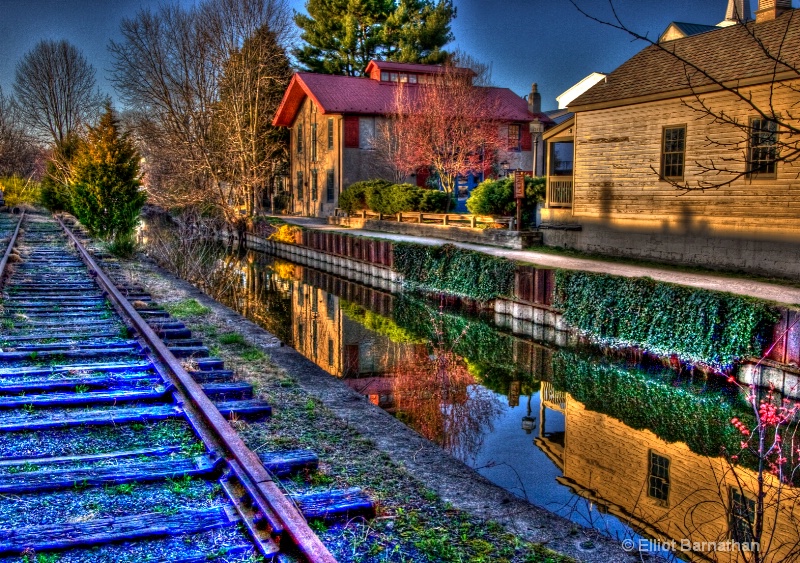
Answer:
[{"left": 0, "top": 211, "right": 372, "bottom": 562}]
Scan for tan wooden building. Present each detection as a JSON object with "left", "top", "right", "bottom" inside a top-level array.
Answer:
[{"left": 541, "top": 0, "right": 800, "bottom": 278}]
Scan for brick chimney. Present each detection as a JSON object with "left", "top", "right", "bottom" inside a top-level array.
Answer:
[
  {"left": 528, "top": 83, "right": 541, "bottom": 114},
  {"left": 755, "top": 0, "right": 791, "bottom": 23}
]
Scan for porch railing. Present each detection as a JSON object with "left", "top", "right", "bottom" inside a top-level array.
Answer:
[{"left": 548, "top": 178, "right": 573, "bottom": 207}]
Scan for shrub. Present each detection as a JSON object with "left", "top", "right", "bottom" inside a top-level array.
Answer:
[
  {"left": 339, "top": 179, "right": 451, "bottom": 214},
  {"left": 0, "top": 176, "right": 40, "bottom": 207},
  {"left": 366, "top": 183, "right": 419, "bottom": 214},
  {"left": 268, "top": 224, "right": 302, "bottom": 244},
  {"left": 338, "top": 179, "right": 392, "bottom": 214},
  {"left": 418, "top": 189, "right": 450, "bottom": 212},
  {"left": 466, "top": 175, "right": 545, "bottom": 223}
]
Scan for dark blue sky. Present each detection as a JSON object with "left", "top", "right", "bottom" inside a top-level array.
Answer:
[{"left": 0, "top": 0, "right": 788, "bottom": 111}]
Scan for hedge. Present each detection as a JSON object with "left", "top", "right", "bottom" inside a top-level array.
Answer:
[
  {"left": 338, "top": 179, "right": 450, "bottom": 215},
  {"left": 553, "top": 270, "right": 780, "bottom": 367}
]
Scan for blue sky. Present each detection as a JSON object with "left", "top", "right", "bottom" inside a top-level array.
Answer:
[{"left": 0, "top": 0, "right": 781, "bottom": 111}]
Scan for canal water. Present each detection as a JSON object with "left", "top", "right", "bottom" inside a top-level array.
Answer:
[{"left": 156, "top": 239, "right": 799, "bottom": 561}]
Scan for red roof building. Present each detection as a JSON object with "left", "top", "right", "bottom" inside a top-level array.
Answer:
[{"left": 273, "top": 60, "right": 549, "bottom": 217}]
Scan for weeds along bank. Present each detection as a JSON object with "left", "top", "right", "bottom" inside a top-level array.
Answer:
[{"left": 245, "top": 223, "right": 796, "bottom": 389}]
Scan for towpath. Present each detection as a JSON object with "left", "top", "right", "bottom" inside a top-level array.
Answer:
[{"left": 273, "top": 216, "right": 800, "bottom": 306}]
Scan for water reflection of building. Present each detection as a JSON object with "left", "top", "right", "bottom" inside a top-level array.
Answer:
[{"left": 536, "top": 383, "right": 800, "bottom": 562}]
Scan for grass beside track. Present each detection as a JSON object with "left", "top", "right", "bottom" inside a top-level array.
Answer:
[{"left": 119, "top": 291, "right": 577, "bottom": 563}]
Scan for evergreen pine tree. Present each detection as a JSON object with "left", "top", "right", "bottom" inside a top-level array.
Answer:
[
  {"left": 294, "top": 0, "right": 455, "bottom": 76},
  {"left": 71, "top": 103, "right": 146, "bottom": 251}
]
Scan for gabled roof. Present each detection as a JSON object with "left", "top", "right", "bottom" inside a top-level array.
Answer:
[
  {"left": 570, "top": 9, "right": 800, "bottom": 111},
  {"left": 659, "top": 21, "right": 720, "bottom": 43},
  {"left": 272, "top": 71, "right": 548, "bottom": 127}
]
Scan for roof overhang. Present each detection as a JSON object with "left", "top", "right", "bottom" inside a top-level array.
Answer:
[
  {"left": 272, "top": 74, "right": 327, "bottom": 127},
  {"left": 568, "top": 69, "right": 800, "bottom": 113},
  {"left": 543, "top": 115, "right": 575, "bottom": 141}
]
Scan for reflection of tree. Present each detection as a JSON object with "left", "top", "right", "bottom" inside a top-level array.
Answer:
[
  {"left": 389, "top": 306, "right": 503, "bottom": 463},
  {"left": 212, "top": 251, "right": 294, "bottom": 344}
]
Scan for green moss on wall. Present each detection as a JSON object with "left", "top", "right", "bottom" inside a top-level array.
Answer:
[
  {"left": 393, "top": 243, "right": 515, "bottom": 301},
  {"left": 553, "top": 270, "right": 779, "bottom": 367}
]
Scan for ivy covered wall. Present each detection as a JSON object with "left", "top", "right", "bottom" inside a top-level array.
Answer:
[
  {"left": 553, "top": 270, "right": 780, "bottom": 368},
  {"left": 393, "top": 243, "right": 515, "bottom": 301}
]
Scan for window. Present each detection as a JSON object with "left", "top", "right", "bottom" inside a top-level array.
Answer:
[
  {"left": 508, "top": 124, "right": 521, "bottom": 151},
  {"left": 399, "top": 73, "right": 408, "bottom": 83},
  {"left": 311, "top": 322, "right": 318, "bottom": 352},
  {"left": 390, "top": 72, "right": 398, "bottom": 82},
  {"left": 730, "top": 488, "right": 756, "bottom": 543},
  {"left": 296, "top": 171, "right": 303, "bottom": 201},
  {"left": 297, "top": 323, "right": 304, "bottom": 346},
  {"left": 550, "top": 141, "right": 574, "bottom": 175},
  {"left": 359, "top": 117, "right": 375, "bottom": 149},
  {"left": 311, "top": 123, "right": 317, "bottom": 161},
  {"left": 326, "top": 293, "right": 335, "bottom": 320},
  {"left": 327, "top": 118, "right": 334, "bottom": 150},
  {"left": 326, "top": 170, "right": 335, "bottom": 202},
  {"left": 647, "top": 451, "right": 670, "bottom": 504},
  {"left": 344, "top": 116, "right": 359, "bottom": 148},
  {"left": 408, "top": 74, "right": 417, "bottom": 84},
  {"left": 328, "top": 338, "right": 334, "bottom": 365},
  {"left": 748, "top": 118, "right": 778, "bottom": 178},
  {"left": 296, "top": 123, "right": 303, "bottom": 154},
  {"left": 311, "top": 169, "right": 318, "bottom": 201},
  {"left": 661, "top": 126, "right": 686, "bottom": 180},
  {"left": 381, "top": 71, "right": 389, "bottom": 81}
]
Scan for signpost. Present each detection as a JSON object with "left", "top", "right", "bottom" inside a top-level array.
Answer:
[{"left": 514, "top": 170, "right": 525, "bottom": 231}]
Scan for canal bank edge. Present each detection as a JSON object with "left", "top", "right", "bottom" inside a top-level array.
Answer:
[
  {"left": 118, "top": 252, "right": 639, "bottom": 563},
  {"left": 240, "top": 229, "right": 800, "bottom": 400}
]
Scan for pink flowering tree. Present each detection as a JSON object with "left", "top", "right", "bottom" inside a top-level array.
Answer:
[{"left": 377, "top": 64, "right": 504, "bottom": 210}]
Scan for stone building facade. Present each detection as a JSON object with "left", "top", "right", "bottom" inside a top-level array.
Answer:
[{"left": 273, "top": 61, "right": 545, "bottom": 217}]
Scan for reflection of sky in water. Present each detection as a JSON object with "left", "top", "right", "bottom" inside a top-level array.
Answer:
[{"left": 466, "top": 390, "right": 634, "bottom": 541}]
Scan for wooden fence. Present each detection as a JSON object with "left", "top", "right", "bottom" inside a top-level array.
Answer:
[{"left": 356, "top": 210, "right": 513, "bottom": 229}]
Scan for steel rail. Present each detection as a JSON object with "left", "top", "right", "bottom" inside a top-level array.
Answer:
[
  {"left": 56, "top": 215, "right": 337, "bottom": 563},
  {"left": 0, "top": 211, "right": 25, "bottom": 287}
]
